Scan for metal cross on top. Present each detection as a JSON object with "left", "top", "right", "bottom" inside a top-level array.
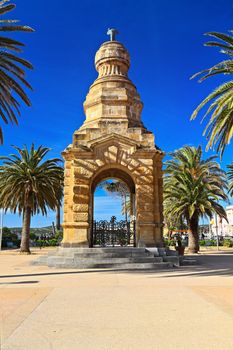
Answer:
[{"left": 107, "top": 28, "right": 119, "bottom": 41}]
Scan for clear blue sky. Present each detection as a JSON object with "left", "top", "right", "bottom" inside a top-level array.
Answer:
[{"left": 1, "top": 0, "right": 233, "bottom": 227}]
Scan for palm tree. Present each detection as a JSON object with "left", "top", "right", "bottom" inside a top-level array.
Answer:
[
  {"left": 0, "top": 0, "right": 34, "bottom": 143},
  {"left": 190, "top": 30, "right": 233, "bottom": 156},
  {"left": 164, "top": 146, "right": 228, "bottom": 253},
  {"left": 99, "top": 180, "right": 130, "bottom": 222},
  {"left": 164, "top": 211, "right": 187, "bottom": 239},
  {"left": 0, "top": 144, "right": 64, "bottom": 253}
]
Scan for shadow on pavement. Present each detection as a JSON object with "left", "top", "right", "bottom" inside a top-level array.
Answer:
[{"left": 0, "top": 280, "right": 39, "bottom": 285}]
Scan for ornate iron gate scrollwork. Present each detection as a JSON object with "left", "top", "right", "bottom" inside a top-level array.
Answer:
[{"left": 92, "top": 216, "right": 136, "bottom": 247}]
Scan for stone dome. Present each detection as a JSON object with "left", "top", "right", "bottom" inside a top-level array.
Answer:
[
  {"left": 95, "top": 41, "right": 130, "bottom": 77},
  {"left": 81, "top": 37, "right": 145, "bottom": 130}
]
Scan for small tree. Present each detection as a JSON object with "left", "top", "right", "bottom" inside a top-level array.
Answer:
[
  {"left": 0, "top": 144, "right": 64, "bottom": 253},
  {"left": 2, "top": 227, "right": 20, "bottom": 247},
  {"left": 164, "top": 146, "right": 228, "bottom": 253}
]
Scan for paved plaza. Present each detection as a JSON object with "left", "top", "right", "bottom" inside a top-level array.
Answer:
[{"left": 0, "top": 248, "right": 233, "bottom": 350}]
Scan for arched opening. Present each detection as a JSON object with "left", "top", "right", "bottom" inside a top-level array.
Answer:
[{"left": 90, "top": 168, "right": 136, "bottom": 247}]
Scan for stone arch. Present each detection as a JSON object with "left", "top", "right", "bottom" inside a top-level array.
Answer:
[
  {"left": 90, "top": 166, "right": 136, "bottom": 193},
  {"left": 62, "top": 140, "right": 164, "bottom": 248},
  {"left": 89, "top": 166, "right": 137, "bottom": 247}
]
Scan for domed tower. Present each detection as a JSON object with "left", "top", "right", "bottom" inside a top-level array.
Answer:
[
  {"left": 82, "top": 40, "right": 144, "bottom": 129},
  {"left": 62, "top": 30, "right": 164, "bottom": 249}
]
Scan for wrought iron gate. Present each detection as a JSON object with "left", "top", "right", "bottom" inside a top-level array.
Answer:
[{"left": 92, "top": 216, "right": 136, "bottom": 247}]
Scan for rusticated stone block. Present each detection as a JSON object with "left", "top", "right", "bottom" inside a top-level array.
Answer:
[
  {"left": 79, "top": 160, "right": 98, "bottom": 172},
  {"left": 137, "top": 166, "right": 153, "bottom": 175},
  {"left": 74, "top": 177, "right": 89, "bottom": 185},
  {"left": 74, "top": 213, "right": 89, "bottom": 222},
  {"left": 73, "top": 194, "right": 89, "bottom": 204},
  {"left": 64, "top": 188, "right": 70, "bottom": 195},
  {"left": 95, "top": 159, "right": 105, "bottom": 167},
  {"left": 137, "top": 184, "right": 154, "bottom": 193},
  {"left": 73, "top": 204, "right": 89, "bottom": 212},
  {"left": 137, "top": 202, "right": 154, "bottom": 211},
  {"left": 73, "top": 185, "right": 89, "bottom": 195},
  {"left": 74, "top": 167, "right": 93, "bottom": 178},
  {"left": 136, "top": 175, "right": 154, "bottom": 185},
  {"left": 139, "top": 159, "right": 153, "bottom": 165},
  {"left": 138, "top": 212, "right": 155, "bottom": 221},
  {"left": 65, "top": 170, "right": 71, "bottom": 177}
]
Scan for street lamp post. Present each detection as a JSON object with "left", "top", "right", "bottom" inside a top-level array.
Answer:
[{"left": 215, "top": 213, "right": 219, "bottom": 251}]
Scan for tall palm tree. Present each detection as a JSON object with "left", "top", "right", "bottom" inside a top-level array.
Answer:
[
  {"left": 190, "top": 30, "right": 233, "bottom": 156},
  {"left": 164, "top": 146, "right": 228, "bottom": 253},
  {"left": 99, "top": 180, "right": 130, "bottom": 222},
  {"left": 164, "top": 211, "right": 187, "bottom": 239},
  {"left": 0, "top": 144, "right": 64, "bottom": 253},
  {"left": 0, "top": 0, "right": 34, "bottom": 143}
]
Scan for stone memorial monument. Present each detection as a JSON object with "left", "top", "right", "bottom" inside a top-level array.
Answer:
[{"left": 61, "top": 29, "right": 164, "bottom": 249}]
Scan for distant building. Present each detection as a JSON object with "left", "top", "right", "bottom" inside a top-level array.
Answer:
[{"left": 211, "top": 205, "right": 233, "bottom": 237}]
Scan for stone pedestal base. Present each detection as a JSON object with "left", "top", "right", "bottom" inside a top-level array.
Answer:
[{"left": 32, "top": 247, "right": 177, "bottom": 269}]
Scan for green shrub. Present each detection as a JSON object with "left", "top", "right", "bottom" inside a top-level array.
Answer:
[
  {"left": 199, "top": 239, "right": 220, "bottom": 246},
  {"left": 170, "top": 240, "right": 176, "bottom": 246},
  {"left": 55, "top": 230, "right": 63, "bottom": 241},
  {"left": 30, "top": 232, "right": 37, "bottom": 241},
  {"left": 223, "top": 239, "right": 233, "bottom": 247},
  {"left": 47, "top": 239, "right": 59, "bottom": 246},
  {"left": 164, "top": 239, "right": 175, "bottom": 247},
  {"left": 36, "top": 238, "right": 60, "bottom": 247},
  {"left": 2, "top": 227, "right": 20, "bottom": 248},
  {"left": 210, "top": 239, "right": 217, "bottom": 246},
  {"left": 202, "top": 239, "right": 217, "bottom": 246}
]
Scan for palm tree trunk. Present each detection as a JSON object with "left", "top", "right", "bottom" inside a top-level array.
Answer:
[
  {"left": 20, "top": 206, "right": 31, "bottom": 254},
  {"left": 188, "top": 214, "right": 199, "bottom": 253},
  {"left": 56, "top": 203, "right": 60, "bottom": 231},
  {"left": 124, "top": 195, "right": 128, "bottom": 223},
  {"left": 168, "top": 230, "right": 172, "bottom": 240},
  {"left": 122, "top": 194, "right": 128, "bottom": 223}
]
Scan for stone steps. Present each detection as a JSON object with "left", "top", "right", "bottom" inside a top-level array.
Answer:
[
  {"left": 163, "top": 256, "right": 180, "bottom": 267},
  {"left": 46, "top": 256, "right": 163, "bottom": 267},
  {"left": 32, "top": 247, "right": 178, "bottom": 270},
  {"left": 180, "top": 257, "right": 198, "bottom": 266},
  {"left": 72, "top": 252, "right": 151, "bottom": 259},
  {"left": 79, "top": 262, "right": 173, "bottom": 270},
  {"left": 72, "top": 256, "right": 163, "bottom": 263},
  {"left": 58, "top": 247, "right": 146, "bottom": 254},
  {"left": 47, "top": 260, "right": 172, "bottom": 270}
]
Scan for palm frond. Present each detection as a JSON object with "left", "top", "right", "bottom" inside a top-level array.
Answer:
[
  {"left": 190, "top": 30, "right": 233, "bottom": 156},
  {"left": 164, "top": 145, "right": 228, "bottom": 225},
  {"left": 0, "top": 1, "right": 34, "bottom": 143}
]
